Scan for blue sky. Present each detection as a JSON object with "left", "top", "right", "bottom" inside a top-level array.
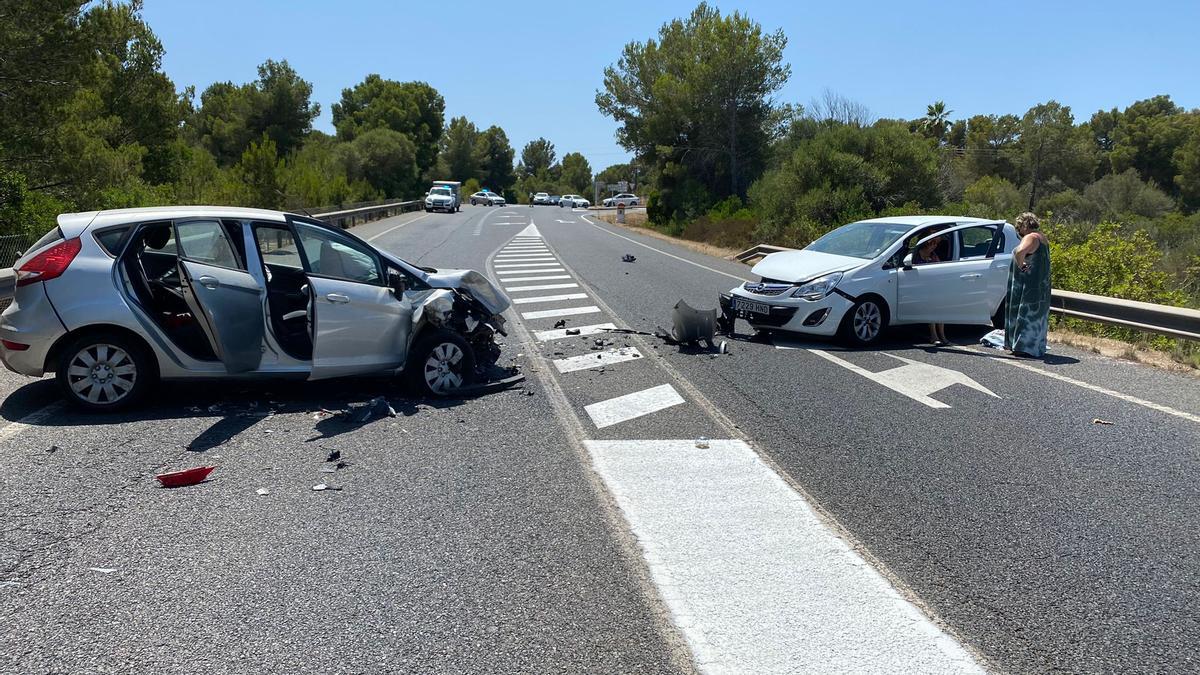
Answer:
[{"left": 144, "top": 0, "right": 1200, "bottom": 173}]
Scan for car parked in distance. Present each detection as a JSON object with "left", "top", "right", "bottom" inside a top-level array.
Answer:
[
  {"left": 547, "top": 195, "right": 561, "bottom": 206},
  {"left": 425, "top": 186, "right": 456, "bottom": 212},
  {"left": 0, "top": 206, "right": 512, "bottom": 410},
  {"left": 560, "top": 195, "right": 590, "bottom": 208},
  {"left": 469, "top": 191, "right": 505, "bottom": 206},
  {"left": 722, "top": 216, "right": 1018, "bottom": 345},
  {"left": 602, "top": 193, "right": 639, "bottom": 207},
  {"left": 532, "top": 192, "right": 550, "bottom": 205}
]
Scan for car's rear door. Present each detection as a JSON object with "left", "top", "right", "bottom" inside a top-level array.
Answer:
[
  {"left": 174, "top": 219, "right": 265, "bottom": 373},
  {"left": 290, "top": 219, "right": 409, "bottom": 380}
]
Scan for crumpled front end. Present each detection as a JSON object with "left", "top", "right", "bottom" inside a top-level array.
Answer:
[{"left": 407, "top": 271, "right": 512, "bottom": 374}]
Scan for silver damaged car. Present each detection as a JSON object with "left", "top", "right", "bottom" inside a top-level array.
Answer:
[{"left": 0, "top": 206, "right": 512, "bottom": 410}]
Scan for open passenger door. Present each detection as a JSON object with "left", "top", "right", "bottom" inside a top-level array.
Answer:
[{"left": 174, "top": 219, "right": 265, "bottom": 373}]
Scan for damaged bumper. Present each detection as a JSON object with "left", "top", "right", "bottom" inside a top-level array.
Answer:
[{"left": 722, "top": 287, "right": 852, "bottom": 335}]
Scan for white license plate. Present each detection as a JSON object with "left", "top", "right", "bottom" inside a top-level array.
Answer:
[{"left": 734, "top": 298, "right": 770, "bottom": 315}]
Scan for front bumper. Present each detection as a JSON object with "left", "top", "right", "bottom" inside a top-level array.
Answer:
[{"left": 723, "top": 286, "right": 854, "bottom": 336}]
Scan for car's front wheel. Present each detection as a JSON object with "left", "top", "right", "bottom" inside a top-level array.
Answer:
[
  {"left": 56, "top": 331, "right": 157, "bottom": 412},
  {"left": 407, "top": 329, "right": 476, "bottom": 397},
  {"left": 839, "top": 297, "right": 888, "bottom": 346}
]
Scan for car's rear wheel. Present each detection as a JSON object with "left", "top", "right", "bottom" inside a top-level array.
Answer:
[
  {"left": 839, "top": 297, "right": 888, "bottom": 346},
  {"left": 407, "top": 329, "right": 476, "bottom": 397},
  {"left": 56, "top": 331, "right": 157, "bottom": 412}
]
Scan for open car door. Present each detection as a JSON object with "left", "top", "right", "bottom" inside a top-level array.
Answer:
[
  {"left": 174, "top": 219, "right": 265, "bottom": 373},
  {"left": 897, "top": 221, "right": 1006, "bottom": 325}
]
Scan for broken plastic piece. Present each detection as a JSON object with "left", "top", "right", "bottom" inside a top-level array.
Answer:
[
  {"left": 155, "top": 466, "right": 215, "bottom": 488},
  {"left": 672, "top": 300, "right": 718, "bottom": 345},
  {"left": 553, "top": 319, "right": 568, "bottom": 329},
  {"left": 622, "top": 254, "right": 637, "bottom": 263},
  {"left": 719, "top": 341, "right": 729, "bottom": 354},
  {"left": 1091, "top": 418, "right": 1114, "bottom": 425},
  {"left": 326, "top": 450, "right": 341, "bottom": 462},
  {"left": 695, "top": 437, "right": 710, "bottom": 449},
  {"left": 564, "top": 328, "right": 580, "bottom": 335},
  {"left": 255, "top": 488, "right": 270, "bottom": 496},
  {"left": 88, "top": 567, "right": 117, "bottom": 574}
]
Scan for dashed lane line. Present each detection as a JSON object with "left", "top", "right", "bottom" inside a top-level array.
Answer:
[
  {"left": 521, "top": 306, "right": 602, "bottom": 320},
  {"left": 495, "top": 255, "right": 557, "bottom": 261},
  {"left": 510, "top": 293, "right": 589, "bottom": 305},
  {"left": 495, "top": 262, "right": 567, "bottom": 269},
  {"left": 553, "top": 347, "right": 644, "bottom": 374},
  {"left": 496, "top": 268, "right": 567, "bottom": 277},
  {"left": 583, "top": 384, "right": 686, "bottom": 429},
  {"left": 533, "top": 323, "right": 618, "bottom": 341},
  {"left": 503, "top": 282, "right": 579, "bottom": 292},
  {"left": 587, "top": 439, "right": 985, "bottom": 674}
]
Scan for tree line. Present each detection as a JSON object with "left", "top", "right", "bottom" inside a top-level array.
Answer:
[{"left": 596, "top": 2, "right": 1200, "bottom": 354}]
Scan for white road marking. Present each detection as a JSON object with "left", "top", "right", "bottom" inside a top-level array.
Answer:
[
  {"left": 496, "top": 268, "right": 566, "bottom": 276},
  {"left": 583, "top": 384, "right": 685, "bottom": 429},
  {"left": 586, "top": 439, "right": 985, "bottom": 673},
  {"left": 503, "top": 282, "right": 579, "bottom": 292},
  {"left": 810, "top": 350, "right": 999, "bottom": 409},
  {"left": 500, "top": 246, "right": 550, "bottom": 251},
  {"left": 521, "top": 306, "right": 601, "bottom": 320},
  {"left": 533, "top": 323, "right": 618, "bottom": 341},
  {"left": 365, "top": 213, "right": 431, "bottom": 241},
  {"left": 962, "top": 346, "right": 1200, "bottom": 424},
  {"left": 511, "top": 293, "right": 589, "bottom": 305},
  {"left": 555, "top": 219, "right": 575, "bottom": 223},
  {"left": 553, "top": 347, "right": 644, "bottom": 373},
  {"left": 494, "top": 262, "right": 565, "bottom": 269},
  {"left": 495, "top": 255, "right": 556, "bottom": 261},
  {"left": 0, "top": 402, "right": 65, "bottom": 444},
  {"left": 581, "top": 216, "right": 751, "bottom": 283},
  {"left": 496, "top": 274, "right": 571, "bottom": 282},
  {"left": 516, "top": 224, "right": 542, "bottom": 237}
]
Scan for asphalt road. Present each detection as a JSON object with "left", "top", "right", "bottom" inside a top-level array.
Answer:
[{"left": 2, "top": 204, "right": 1198, "bottom": 673}]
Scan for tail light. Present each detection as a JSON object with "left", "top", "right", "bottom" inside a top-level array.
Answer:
[
  {"left": 16, "top": 237, "right": 82, "bottom": 287},
  {"left": 1, "top": 340, "right": 29, "bottom": 351}
]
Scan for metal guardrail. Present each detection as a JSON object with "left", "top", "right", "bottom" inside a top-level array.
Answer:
[
  {"left": 312, "top": 200, "right": 421, "bottom": 229},
  {"left": 734, "top": 243, "right": 1200, "bottom": 341}
]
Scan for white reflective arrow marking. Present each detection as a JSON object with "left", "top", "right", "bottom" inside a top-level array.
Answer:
[{"left": 809, "top": 350, "right": 999, "bottom": 409}]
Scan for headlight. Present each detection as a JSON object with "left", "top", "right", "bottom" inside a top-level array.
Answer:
[{"left": 791, "top": 272, "right": 842, "bottom": 300}]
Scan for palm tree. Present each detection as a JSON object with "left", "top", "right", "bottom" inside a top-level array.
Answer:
[{"left": 921, "top": 101, "right": 953, "bottom": 141}]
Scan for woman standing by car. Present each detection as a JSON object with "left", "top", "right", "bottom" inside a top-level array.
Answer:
[
  {"left": 913, "top": 232, "right": 949, "bottom": 346},
  {"left": 1004, "top": 212, "right": 1052, "bottom": 357}
]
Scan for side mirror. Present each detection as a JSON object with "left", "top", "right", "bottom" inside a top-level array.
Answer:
[
  {"left": 901, "top": 253, "right": 914, "bottom": 270},
  {"left": 387, "top": 271, "right": 406, "bottom": 297}
]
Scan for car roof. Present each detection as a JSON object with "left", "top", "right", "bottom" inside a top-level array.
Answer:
[
  {"left": 58, "top": 205, "right": 292, "bottom": 237},
  {"left": 855, "top": 215, "right": 1002, "bottom": 227}
]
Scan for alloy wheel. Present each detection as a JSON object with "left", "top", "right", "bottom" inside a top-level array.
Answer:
[
  {"left": 423, "top": 342, "right": 465, "bottom": 394},
  {"left": 66, "top": 343, "right": 137, "bottom": 405},
  {"left": 853, "top": 302, "right": 882, "bottom": 342}
]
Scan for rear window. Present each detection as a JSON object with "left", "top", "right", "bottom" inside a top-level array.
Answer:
[
  {"left": 24, "top": 227, "right": 64, "bottom": 257},
  {"left": 94, "top": 226, "right": 131, "bottom": 256}
]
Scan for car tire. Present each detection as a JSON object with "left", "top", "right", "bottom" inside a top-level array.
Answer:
[
  {"left": 839, "top": 297, "right": 888, "bottom": 346},
  {"left": 407, "top": 329, "right": 476, "bottom": 397},
  {"left": 56, "top": 330, "right": 157, "bottom": 412}
]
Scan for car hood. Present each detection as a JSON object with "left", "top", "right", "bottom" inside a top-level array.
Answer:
[
  {"left": 424, "top": 268, "right": 511, "bottom": 316},
  {"left": 750, "top": 249, "right": 864, "bottom": 283}
]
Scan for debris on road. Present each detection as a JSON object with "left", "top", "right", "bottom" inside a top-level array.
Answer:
[
  {"left": 622, "top": 254, "right": 637, "bottom": 263},
  {"left": 312, "top": 484, "right": 343, "bottom": 492},
  {"left": 88, "top": 567, "right": 117, "bottom": 574},
  {"left": 155, "top": 465, "right": 215, "bottom": 488},
  {"left": 326, "top": 450, "right": 341, "bottom": 462},
  {"left": 695, "top": 437, "right": 710, "bottom": 449},
  {"left": 980, "top": 329, "right": 1006, "bottom": 349},
  {"left": 564, "top": 328, "right": 580, "bottom": 335},
  {"left": 255, "top": 488, "right": 270, "bottom": 496},
  {"left": 1092, "top": 418, "right": 1115, "bottom": 425},
  {"left": 553, "top": 319, "right": 568, "bottom": 329},
  {"left": 46, "top": 445, "right": 58, "bottom": 454}
]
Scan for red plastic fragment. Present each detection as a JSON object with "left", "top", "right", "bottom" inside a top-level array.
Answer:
[{"left": 155, "top": 466, "right": 215, "bottom": 488}]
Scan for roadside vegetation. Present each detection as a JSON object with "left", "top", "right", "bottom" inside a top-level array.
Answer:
[{"left": 596, "top": 2, "right": 1200, "bottom": 365}]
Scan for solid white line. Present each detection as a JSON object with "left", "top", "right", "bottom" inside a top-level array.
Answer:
[
  {"left": 554, "top": 347, "right": 644, "bottom": 373},
  {"left": 581, "top": 216, "right": 751, "bottom": 282},
  {"left": 495, "top": 269, "right": 567, "bottom": 277},
  {"left": 503, "top": 283, "right": 579, "bottom": 292},
  {"left": 511, "top": 293, "right": 589, "bottom": 305},
  {"left": 583, "top": 384, "right": 685, "bottom": 428},
  {"left": 586, "top": 439, "right": 984, "bottom": 672},
  {"left": 521, "top": 306, "right": 601, "bottom": 320},
  {"left": 494, "top": 262, "right": 565, "bottom": 269},
  {"left": 962, "top": 346, "right": 1200, "bottom": 424},
  {"left": 0, "top": 402, "right": 65, "bottom": 444},
  {"left": 496, "top": 274, "right": 571, "bottom": 282},
  {"left": 533, "top": 323, "right": 618, "bottom": 341},
  {"left": 365, "top": 213, "right": 431, "bottom": 242}
]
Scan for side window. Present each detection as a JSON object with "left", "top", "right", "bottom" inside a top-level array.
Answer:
[
  {"left": 294, "top": 223, "right": 382, "bottom": 285},
  {"left": 176, "top": 220, "right": 242, "bottom": 269},
  {"left": 254, "top": 224, "right": 304, "bottom": 269},
  {"left": 94, "top": 226, "right": 131, "bottom": 256},
  {"left": 957, "top": 226, "right": 996, "bottom": 260}
]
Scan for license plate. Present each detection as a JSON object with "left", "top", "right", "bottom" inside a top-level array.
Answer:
[{"left": 734, "top": 298, "right": 770, "bottom": 315}]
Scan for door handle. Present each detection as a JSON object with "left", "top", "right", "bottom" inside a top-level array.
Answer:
[
  {"left": 325, "top": 293, "right": 350, "bottom": 303},
  {"left": 197, "top": 275, "right": 220, "bottom": 289},
  {"left": 960, "top": 273, "right": 982, "bottom": 279}
]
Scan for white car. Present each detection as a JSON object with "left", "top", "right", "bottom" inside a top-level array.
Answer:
[
  {"left": 469, "top": 191, "right": 505, "bottom": 206},
  {"left": 424, "top": 187, "right": 456, "bottom": 212},
  {"left": 602, "top": 193, "right": 639, "bottom": 207},
  {"left": 722, "top": 216, "right": 1018, "bottom": 345},
  {"left": 560, "top": 195, "right": 590, "bottom": 208}
]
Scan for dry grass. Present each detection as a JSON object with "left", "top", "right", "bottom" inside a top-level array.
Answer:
[
  {"left": 1048, "top": 330, "right": 1200, "bottom": 377},
  {"left": 593, "top": 212, "right": 747, "bottom": 262}
]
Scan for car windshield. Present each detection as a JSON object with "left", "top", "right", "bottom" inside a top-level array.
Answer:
[{"left": 805, "top": 221, "right": 914, "bottom": 259}]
